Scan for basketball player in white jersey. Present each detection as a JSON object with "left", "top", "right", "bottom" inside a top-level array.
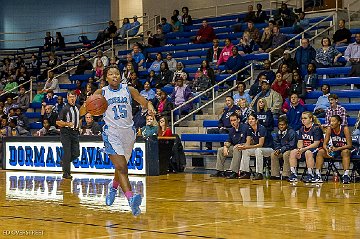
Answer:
[{"left": 86, "top": 66, "right": 155, "bottom": 216}]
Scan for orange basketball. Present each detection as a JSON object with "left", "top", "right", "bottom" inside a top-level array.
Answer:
[{"left": 86, "top": 94, "right": 108, "bottom": 116}]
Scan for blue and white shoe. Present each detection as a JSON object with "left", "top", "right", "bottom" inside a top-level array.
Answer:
[
  {"left": 128, "top": 194, "right": 142, "bottom": 216},
  {"left": 312, "top": 174, "right": 323, "bottom": 183},
  {"left": 288, "top": 173, "right": 298, "bottom": 182},
  {"left": 342, "top": 175, "right": 351, "bottom": 184},
  {"left": 303, "top": 174, "right": 315, "bottom": 183},
  {"left": 106, "top": 182, "right": 118, "bottom": 206}
]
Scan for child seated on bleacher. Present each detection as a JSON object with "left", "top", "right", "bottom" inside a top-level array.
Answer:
[{"left": 140, "top": 114, "right": 158, "bottom": 138}]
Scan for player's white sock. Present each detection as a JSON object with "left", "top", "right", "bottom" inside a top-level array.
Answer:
[{"left": 291, "top": 167, "right": 297, "bottom": 174}]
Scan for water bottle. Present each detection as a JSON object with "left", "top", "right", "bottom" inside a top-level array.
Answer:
[
  {"left": 333, "top": 172, "right": 339, "bottom": 182},
  {"left": 264, "top": 166, "right": 270, "bottom": 179}
]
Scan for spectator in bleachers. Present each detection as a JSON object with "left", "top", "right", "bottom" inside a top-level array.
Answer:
[
  {"left": 216, "top": 38, "right": 233, "bottom": 67},
  {"left": 94, "top": 20, "right": 117, "bottom": 45},
  {"left": 54, "top": 96, "right": 66, "bottom": 114},
  {"left": 148, "top": 53, "right": 163, "bottom": 74},
  {"left": 34, "top": 119, "right": 59, "bottom": 136},
  {"left": 164, "top": 53, "right": 177, "bottom": 72},
  {"left": 233, "top": 82, "right": 252, "bottom": 105},
  {"left": 304, "top": 63, "right": 317, "bottom": 92},
  {"left": 94, "top": 60, "right": 104, "bottom": 80},
  {"left": 295, "top": 38, "right": 316, "bottom": 74},
  {"left": 120, "top": 53, "right": 138, "bottom": 73},
  {"left": 288, "top": 111, "right": 323, "bottom": 182},
  {"left": 7, "top": 117, "right": 30, "bottom": 136},
  {"left": 41, "top": 71, "right": 60, "bottom": 94},
  {"left": 344, "top": 33, "right": 360, "bottom": 67},
  {"left": 172, "top": 62, "right": 187, "bottom": 85},
  {"left": 282, "top": 50, "right": 298, "bottom": 72},
  {"left": 181, "top": 7, "right": 192, "bottom": 26},
  {"left": 3, "top": 98, "right": 17, "bottom": 115},
  {"left": 313, "top": 84, "right": 330, "bottom": 118},
  {"left": 1, "top": 58, "right": 14, "bottom": 80},
  {"left": 237, "top": 31, "right": 257, "bottom": 55},
  {"left": 41, "top": 104, "right": 57, "bottom": 127},
  {"left": 199, "top": 60, "right": 215, "bottom": 85},
  {"left": 81, "top": 113, "right": 102, "bottom": 136},
  {"left": 54, "top": 32, "right": 65, "bottom": 50},
  {"left": 206, "top": 39, "right": 222, "bottom": 64},
  {"left": 288, "top": 69, "right": 306, "bottom": 100},
  {"left": 353, "top": 111, "right": 360, "bottom": 135},
  {"left": 15, "top": 107, "right": 29, "bottom": 131},
  {"left": 158, "top": 116, "right": 172, "bottom": 136},
  {"left": 192, "top": 70, "right": 212, "bottom": 93},
  {"left": 239, "top": 113, "right": 274, "bottom": 180},
  {"left": 316, "top": 115, "right": 352, "bottom": 184},
  {"left": 244, "top": 21, "right": 260, "bottom": 44},
  {"left": 75, "top": 55, "right": 93, "bottom": 75},
  {"left": 333, "top": 19, "right": 352, "bottom": 46},
  {"left": 173, "top": 10, "right": 182, "bottom": 22},
  {"left": 210, "top": 113, "right": 248, "bottom": 178},
  {"left": 30, "top": 54, "right": 41, "bottom": 77},
  {"left": 79, "top": 83, "right": 96, "bottom": 105},
  {"left": 243, "top": 5, "right": 256, "bottom": 23},
  {"left": 272, "top": 72, "right": 290, "bottom": 101},
  {"left": 122, "top": 62, "right": 135, "bottom": 83},
  {"left": 255, "top": 98, "right": 274, "bottom": 134},
  {"left": 254, "top": 3, "right": 268, "bottom": 23},
  {"left": 249, "top": 74, "right": 267, "bottom": 98},
  {"left": 325, "top": 94, "right": 348, "bottom": 126},
  {"left": 93, "top": 50, "right": 109, "bottom": 68},
  {"left": 74, "top": 80, "right": 82, "bottom": 96},
  {"left": 278, "top": 63, "right": 293, "bottom": 84},
  {"left": 171, "top": 16, "right": 183, "bottom": 32},
  {"left": 274, "top": 3, "right": 296, "bottom": 27},
  {"left": 43, "top": 32, "right": 54, "bottom": 52},
  {"left": 223, "top": 46, "right": 245, "bottom": 74},
  {"left": 171, "top": 77, "right": 192, "bottom": 114},
  {"left": 315, "top": 37, "right": 342, "bottom": 68},
  {"left": 147, "top": 70, "right": 157, "bottom": 87},
  {"left": 15, "top": 66, "right": 30, "bottom": 89},
  {"left": 157, "top": 62, "right": 174, "bottom": 87},
  {"left": 250, "top": 79, "right": 282, "bottom": 116},
  {"left": 140, "top": 81, "right": 156, "bottom": 101},
  {"left": 128, "top": 16, "right": 141, "bottom": 37},
  {"left": 160, "top": 17, "right": 172, "bottom": 34},
  {"left": 38, "top": 53, "right": 58, "bottom": 81},
  {"left": 193, "top": 20, "right": 216, "bottom": 44},
  {"left": 43, "top": 90, "right": 57, "bottom": 105},
  {"left": 270, "top": 117, "right": 297, "bottom": 180},
  {"left": 258, "top": 27, "right": 273, "bottom": 53},
  {"left": 129, "top": 72, "right": 141, "bottom": 90},
  {"left": 14, "top": 56, "right": 25, "bottom": 71},
  {"left": 116, "top": 18, "right": 131, "bottom": 39},
  {"left": 206, "top": 96, "right": 240, "bottom": 150},
  {"left": 238, "top": 98, "right": 253, "bottom": 123},
  {"left": 98, "top": 78, "right": 107, "bottom": 89},
  {"left": 132, "top": 44, "right": 145, "bottom": 68},
  {"left": 286, "top": 93, "right": 305, "bottom": 131},
  {"left": 141, "top": 114, "right": 158, "bottom": 138},
  {"left": 16, "top": 86, "right": 29, "bottom": 113},
  {"left": 259, "top": 59, "right": 276, "bottom": 85},
  {"left": 156, "top": 90, "right": 173, "bottom": 120},
  {"left": 0, "top": 77, "right": 18, "bottom": 101},
  {"left": 265, "top": 25, "right": 287, "bottom": 60},
  {"left": 147, "top": 28, "right": 166, "bottom": 47},
  {"left": 293, "top": 12, "right": 309, "bottom": 34}
]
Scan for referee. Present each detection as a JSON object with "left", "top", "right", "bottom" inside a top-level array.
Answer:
[{"left": 56, "top": 91, "right": 85, "bottom": 179}]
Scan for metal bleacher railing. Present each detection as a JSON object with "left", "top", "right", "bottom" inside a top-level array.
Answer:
[
  {"left": 125, "top": 15, "right": 161, "bottom": 50},
  {"left": 0, "top": 39, "right": 114, "bottom": 103},
  {"left": 269, "top": 13, "right": 335, "bottom": 66},
  {"left": 170, "top": 63, "right": 254, "bottom": 133}
]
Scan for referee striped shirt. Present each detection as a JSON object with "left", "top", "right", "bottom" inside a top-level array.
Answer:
[{"left": 58, "top": 104, "right": 80, "bottom": 129}]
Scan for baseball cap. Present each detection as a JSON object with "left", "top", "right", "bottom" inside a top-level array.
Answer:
[
  {"left": 261, "top": 79, "right": 270, "bottom": 84},
  {"left": 133, "top": 15, "right": 138, "bottom": 18}
]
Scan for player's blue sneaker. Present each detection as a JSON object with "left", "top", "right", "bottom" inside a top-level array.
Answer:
[
  {"left": 128, "top": 194, "right": 142, "bottom": 216},
  {"left": 288, "top": 173, "right": 298, "bottom": 182},
  {"left": 303, "top": 174, "right": 314, "bottom": 183},
  {"left": 312, "top": 174, "right": 323, "bottom": 183},
  {"left": 342, "top": 175, "right": 351, "bottom": 184},
  {"left": 106, "top": 182, "right": 117, "bottom": 206}
]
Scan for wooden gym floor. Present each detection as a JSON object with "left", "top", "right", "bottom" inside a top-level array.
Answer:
[{"left": 0, "top": 170, "right": 360, "bottom": 239}]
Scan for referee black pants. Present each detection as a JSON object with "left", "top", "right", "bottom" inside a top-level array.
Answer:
[{"left": 60, "top": 128, "right": 80, "bottom": 176}]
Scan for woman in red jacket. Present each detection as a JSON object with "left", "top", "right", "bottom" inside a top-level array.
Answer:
[
  {"left": 158, "top": 116, "right": 172, "bottom": 136},
  {"left": 271, "top": 72, "right": 290, "bottom": 101}
]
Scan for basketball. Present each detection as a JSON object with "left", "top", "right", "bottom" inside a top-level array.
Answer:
[{"left": 86, "top": 94, "right": 108, "bottom": 116}]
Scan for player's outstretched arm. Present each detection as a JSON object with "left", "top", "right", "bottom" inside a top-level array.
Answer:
[{"left": 129, "top": 86, "right": 155, "bottom": 115}]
